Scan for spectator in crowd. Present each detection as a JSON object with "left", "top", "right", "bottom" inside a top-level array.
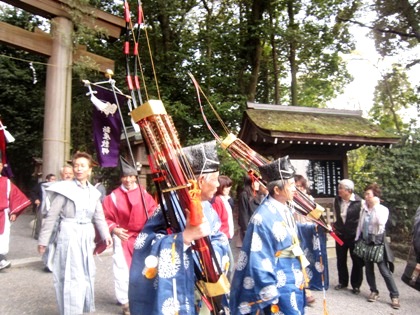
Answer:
[
  {"left": 211, "top": 175, "right": 234, "bottom": 240},
  {"left": 37, "top": 152, "right": 112, "bottom": 315},
  {"left": 237, "top": 175, "right": 263, "bottom": 244},
  {"left": 355, "top": 183, "right": 400, "bottom": 309},
  {"left": 414, "top": 205, "right": 420, "bottom": 264},
  {"left": 41, "top": 166, "right": 74, "bottom": 271},
  {"left": 60, "top": 164, "right": 74, "bottom": 181},
  {"left": 32, "top": 173, "right": 56, "bottom": 240},
  {"left": 333, "top": 179, "right": 364, "bottom": 294}
]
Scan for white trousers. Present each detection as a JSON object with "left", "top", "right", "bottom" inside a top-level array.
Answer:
[
  {"left": 112, "top": 236, "right": 129, "bottom": 305},
  {"left": 0, "top": 209, "right": 11, "bottom": 255}
]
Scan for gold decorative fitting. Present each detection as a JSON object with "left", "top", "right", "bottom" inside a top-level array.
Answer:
[
  {"left": 220, "top": 133, "right": 237, "bottom": 149},
  {"left": 130, "top": 100, "right": 167, "bottom": 122},
  {"left": 308, "top": 204, "right": 325, "bottom": 220},
  {"left": 198, "top": 274, "right": 231, "bottom": 297}
]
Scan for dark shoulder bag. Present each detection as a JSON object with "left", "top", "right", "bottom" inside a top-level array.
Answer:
[{"left": 401, "top": 244, "right": 420, "bottom": 291}]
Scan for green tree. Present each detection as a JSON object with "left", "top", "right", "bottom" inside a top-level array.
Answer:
[
  {"left": 370, "top": 65, "right": 419, "bottom": 135},
  {"left": 0, "top": 7, "right": 47, "bottom": 191},
  {"left": 359, "top": 129, "right": 420, "bottom": 243}
]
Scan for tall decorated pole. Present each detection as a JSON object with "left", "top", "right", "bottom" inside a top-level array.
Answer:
[
  {"left": 189, "top": 73, "right": 343, "bottom": 246},
  {"left": 82, "top": 1, "right": 231, "bottom": 313}
]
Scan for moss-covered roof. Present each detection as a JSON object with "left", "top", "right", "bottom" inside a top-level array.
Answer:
[{"left": 245, "top": 108, "right": 399, "bottom": 140}]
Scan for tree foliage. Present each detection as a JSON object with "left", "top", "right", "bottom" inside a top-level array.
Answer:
[
  {"left": 0, "top": 7, "right": 47, "bottom": 191},
  {"left": 370, "top": 65, "right": 419, "bottom": 134}
]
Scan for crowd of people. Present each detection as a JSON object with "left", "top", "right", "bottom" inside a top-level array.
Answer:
[{"left": 2, "top": 146, "right": 416, "bottom": 314}]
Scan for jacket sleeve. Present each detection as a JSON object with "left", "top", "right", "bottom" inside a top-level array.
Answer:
[
  {"left": 102, "top": 194, "right": 118, "bottom": 233},
  {"left": 37, "top": 193, "right": 66, "bottom": 246},
  {"left": 211, "top": 196, "right": 230, "bottom": 239},
  {"left": 93, "top": 200, "right": 111, "bottom": 240}
]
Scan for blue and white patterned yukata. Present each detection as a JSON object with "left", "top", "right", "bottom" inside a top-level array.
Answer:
[
  {"left": 129, "top": 200, "right": 231, "bottom": 315},
  {"left": 230, "top": 196, "right": 306, "bottom": 315}
]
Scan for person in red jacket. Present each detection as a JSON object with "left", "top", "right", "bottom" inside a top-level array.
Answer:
[
  {"left": 211, "top": 175, "right": 234, "bottom": 240},
  {"left": 0, "top": 154, "right": 31, "bottom": 269},
  {"left": 102, "top": 157, "right": 158, "bottom": 315}
]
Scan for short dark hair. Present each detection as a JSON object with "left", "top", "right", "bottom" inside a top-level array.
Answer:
[
  {"left": 46, "top": 173, "right": 55, "bottom": 181},
  {"left": 216, "top": 175, "right": 233, "bottom": 195},
  {"left": 72, "top": 151, "right": 95, "bottom": 168}
]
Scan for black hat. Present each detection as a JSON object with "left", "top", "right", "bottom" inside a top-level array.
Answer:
[
  {"left": 258, "top": 156, "right": 295, "bottom": 183},
  {"left": 120, "top": 156, "right": 138, "bottom": 176},
  {"left": 183, "top": 140, "right": 220, "bottom": 175}
]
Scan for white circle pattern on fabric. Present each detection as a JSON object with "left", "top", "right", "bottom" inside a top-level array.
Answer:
[
  {"left": 315, "top": 261, "right": 324, "bottom": 273},
  {"left": 250, "top": 232, "right": 263, "bottom": 251},
  {"left": 272, "top": 221, "right": 287, "bottom": 242},
  {"left": 133, "top": 232, "right": 148, "bottom": 249},
  {"left": 259, "top": 285, "right": 277, "bottom": 301},
  {"left": 251, "top": 213, "right": 263, "bottom": 225},
  {"left": 184, "top": 252, "right": 190, "bottom": 270},
  {"left": 158, "top": 248, "right": 181, "bottom": 278},
  {"left": 243, "top": 276, "right": 255, "bottom": 290},
  {"left": 161, "top": 297, "right": 180, "bottom": 315},
  {"left": 313, "top": 235, "right": 321, "bottom": 250},
  {"left": 238, "top": 302, "right": 251, "bottom": 314},
  {"left": 276, "top": 269, "right": 287, "bottom": 287},
  {"left": 261, "top": 258, "right": 274, "bottom": 273},
  {"left": 292, "top": 263, "right": 304, "bottom": 288},
  {"left": 236, "top": 251, "right": 248, "bottom": 271}
]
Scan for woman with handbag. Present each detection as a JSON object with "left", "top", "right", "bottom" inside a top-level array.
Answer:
[{"left": 355, "top": 183, "right": 400, "bottom": 309}]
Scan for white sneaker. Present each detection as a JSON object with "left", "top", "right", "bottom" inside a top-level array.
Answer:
[{"left": 0, "top": 259, "right": 11, "bottom": 270}]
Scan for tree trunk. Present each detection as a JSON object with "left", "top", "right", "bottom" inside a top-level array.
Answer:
[{"left": 287, "top": 0, "right": 298, "bottom": 106}]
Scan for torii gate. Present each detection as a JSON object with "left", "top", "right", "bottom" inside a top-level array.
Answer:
[{"left": 0, "top": 0, "right": 124, "bottom": 177}]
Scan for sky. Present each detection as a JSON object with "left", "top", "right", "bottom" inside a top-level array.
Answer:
[{"left": 327, "top": 25, "right": 420, "bottom": 123}]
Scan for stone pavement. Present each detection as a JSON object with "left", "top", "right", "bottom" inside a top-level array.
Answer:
[{"left": 2, "top": 212, "right": 419, "bottom": 314}]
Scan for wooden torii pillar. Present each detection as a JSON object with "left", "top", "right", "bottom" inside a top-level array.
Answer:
[{"left": 0, "top": 0, "right": 124, "bottom": 177}]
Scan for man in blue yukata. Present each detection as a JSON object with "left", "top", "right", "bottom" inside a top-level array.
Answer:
[
  {"left": 230, "top": 156, "right": 309, "bottom": 315},
  {"left": 129, "top": 141, "right": 231, "bottom": 315}
]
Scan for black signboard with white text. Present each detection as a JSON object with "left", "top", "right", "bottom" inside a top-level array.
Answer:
[{"left": 306, "top": 160, "right": 343, "bottom": 197}]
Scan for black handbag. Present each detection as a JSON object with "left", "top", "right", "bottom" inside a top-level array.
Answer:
[
  {"left": 401, "top": 245, "right": 420, "bottom": 291},
  {"left": 354, "top": 239, "right": 385, "bottom": 263}
]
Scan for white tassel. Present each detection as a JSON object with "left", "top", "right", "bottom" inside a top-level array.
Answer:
[
  {"left": 4, "top": 129, "right": 15, "bottom": 143},
  {"left": 0, "top": 122, "right": 15, "bottom": 143}
]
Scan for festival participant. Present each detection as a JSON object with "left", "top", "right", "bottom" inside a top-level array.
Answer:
[
  {"left": 37, "top": 152, "right": 112, "bottom": 315},
  {"left": 355, "top": 183, "right": 400, "bottom": 309},
  {"left": 230, "top": 156, "right": 308, "bottom": 315},
  {"left": 103, "top": 157, "right": 158, "bottom": 315},
  {"left": 129, "top": 141, "right": 231, "bottom": 315},
  {"left": 333, "top": 179, "right": 364, "bottom": 294},
  {"left": 294, "top": 174, "right": 317, "bottom": 304},
  {"left": 59, "top": 164, "right": 74, "bottom": 181},
  {"left": 0, "top": 154, "right": 31, "bottom": 270}
]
